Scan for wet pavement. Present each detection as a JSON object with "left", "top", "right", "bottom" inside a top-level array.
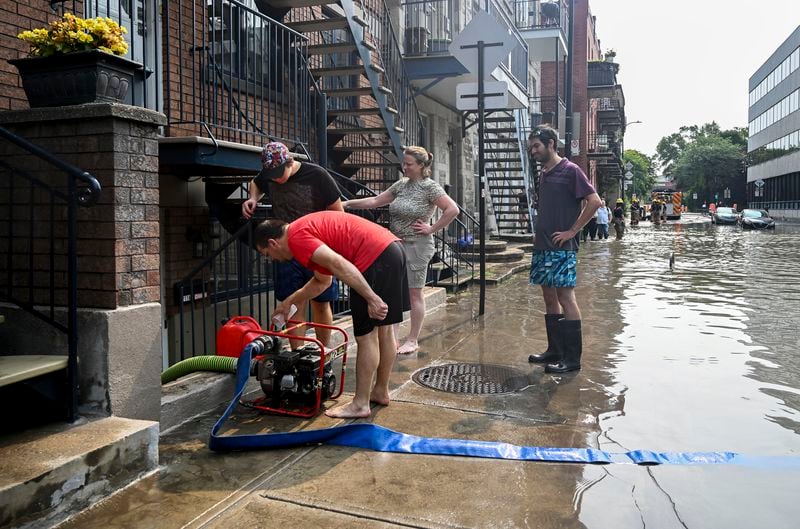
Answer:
[{"left": 60, "top": 213, "right": 800, "bottom": 529}]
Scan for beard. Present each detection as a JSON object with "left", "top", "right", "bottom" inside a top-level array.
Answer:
[{"left": 533, "top": 151, "right": 552, "bottom": 164}]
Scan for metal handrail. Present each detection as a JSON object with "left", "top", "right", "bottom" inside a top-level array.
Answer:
[
  {"left": 0, "top": 126, "right": 101, "bottom": 206},
  {"left": 0, "top": 126, "right": 102, "bottom": 423}
]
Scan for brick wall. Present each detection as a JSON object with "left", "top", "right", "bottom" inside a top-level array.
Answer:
[
  {"left": 0, "top": 104, "right": 165, "bottom": 309},
  {"left": 0, "top": 1, "right": 67, "bottom": 111}
]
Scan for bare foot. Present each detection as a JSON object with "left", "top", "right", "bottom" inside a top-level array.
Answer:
[
  {"left": 397, "top": 340, "right": 418, "bottom": 355},
  {"left": 369, "top": 389, "right": 390, "bottom": 406},
  {"left": 325, "top": 401, "right": 371, "bottom": 418}
]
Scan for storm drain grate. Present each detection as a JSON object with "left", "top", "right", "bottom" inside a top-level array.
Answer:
[{"left": 412, "top": 363, "right": 530, "bottom": 395}]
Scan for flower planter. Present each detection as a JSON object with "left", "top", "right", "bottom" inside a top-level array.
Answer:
[{"left": 9, "top": 50, "right": 142, "bottom": 108}]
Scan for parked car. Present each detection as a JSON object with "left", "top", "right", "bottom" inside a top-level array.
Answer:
[
  {"left": 739, "top": 209, "right": 776, "bottom": 229},
  {"left": 711, "top": 206, "right": 738, "bottom": 225}
]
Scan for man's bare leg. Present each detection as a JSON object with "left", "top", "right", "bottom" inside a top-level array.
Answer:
[
  {"left": 555, "top": 287, "right": 581, "bottom": 320},
  {"left": 370, "top": 325, "right": 396, "bottom": 405},
  {"left": 325, "top": 329, "right": 379, "bottom": 418},
  {"left": 310, "top": 300, "right": 333, "bottom": 348}
]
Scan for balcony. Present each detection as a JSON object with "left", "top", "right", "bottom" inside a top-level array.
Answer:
[
  {"left": 402, "top": 0, "right": 529, "bottom": 110},
  {"left": 587, "top": 132, "right": 621, "bottom": 162},
  {"left": 514, "top": 0, "right": 568, "bottom": 62},
  {"left": 530, "top": 96, "right": 566, "bottom": 134},
  {"left": 593, "top": 95, "right": 625, "bottom": 129},
  {"left": 588, "top": 61, "right": 623, "bottom": 99}
]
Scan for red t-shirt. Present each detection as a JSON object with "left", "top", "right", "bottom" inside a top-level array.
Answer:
[{"left": 287, "top": 211, "right": 399, "bottom": 275}]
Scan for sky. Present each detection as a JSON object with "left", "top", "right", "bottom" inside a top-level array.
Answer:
[{"left": 588, "top": 0, "right": 800, "bottom": 158}]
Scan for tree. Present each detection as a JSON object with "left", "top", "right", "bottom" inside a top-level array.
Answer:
[
  {"left": 623, "top": 149, "right": 656, "bottom": 200},
  {"left": 671, "top": 135, "right": 743, "bottom": 205},
  {"left": 655, "top": 122, "right": 748, "bottom": 207}
]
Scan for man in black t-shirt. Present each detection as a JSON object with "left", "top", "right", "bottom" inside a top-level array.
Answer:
[{"left": 242, "top": 142, "right": 344, "bottom": 348}]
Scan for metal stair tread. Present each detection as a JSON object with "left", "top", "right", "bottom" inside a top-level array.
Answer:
[
  {"left": 286, "top": 17, "right": 349, "bottom": 32},
  {"left": 328, "top": 127, "right": 391, "bottom": 135},
  {"left": 307, "top": 42, "right": 357, "bottom": 55},
  {"left": 311, "top": 65, "right": 367, "bottom": 77},
  {"left": 332, "top": 145, "right": 397, "bottom": 151}
]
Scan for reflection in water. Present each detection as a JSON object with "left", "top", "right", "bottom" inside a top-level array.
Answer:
[
  {"left": 579, "top": 217, "right": 800, "bottom": 451},
  {"left": 575, "top": 216, "right": 800, "bottom": 528}
]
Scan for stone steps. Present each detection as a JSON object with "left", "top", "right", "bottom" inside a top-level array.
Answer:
[
  {"left": 0, "top": 417, "right": 158, "bottom": 529},
  {"left": 459, "top": 247, "right": 526, "bottom": 262}
]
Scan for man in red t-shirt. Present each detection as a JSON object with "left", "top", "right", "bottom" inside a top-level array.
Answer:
[{"left": 255, "top": 211, "right": 408, "bottom": 418}]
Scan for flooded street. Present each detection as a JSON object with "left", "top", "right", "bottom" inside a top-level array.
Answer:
[
  {"left": 562, "top": 214, "right": 800, "bottom": 527},
  {"left": 60, "top": 214, "right": 800, "bottom": 529}
]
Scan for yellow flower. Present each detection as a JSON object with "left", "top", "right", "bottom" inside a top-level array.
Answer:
[{"left": 17, "top": 13, "right": 129, "bottom": 57}]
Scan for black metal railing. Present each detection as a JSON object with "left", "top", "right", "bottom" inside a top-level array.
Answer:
[
  {"left": 530, "top": 96, "right": 566, "bottom": 129},
  {"left": 594, "top": 96, "right": 622, "bottom": 113},
  {"left": 363, "top": 0, "right": 425, "bottom": 150},
  {"left": 588, "top": 61, "right": 619, "bottom": 87},
  {"left": 587, "top": 132, "right": 618, "bottom": 155},
  {"left": 486, "top": 0, "right": 528, "bottom": 91},
  {"left": 173, "top": 168, "right": 475, "bottom": 362},
  {"left": 0, "top": 125, "right": 102, "bottom": 422},
  {"left": 164, "top": 0, "right": 316, "bottom": 148},
  {"left": 513, "top": 0, "right": 569, "bottom": 30},
  {"left": 402, "top": 0, "right": 453, "bottom": 56},
  {"left": 399, "top": 0, "right": 528, "bottom": 90}
]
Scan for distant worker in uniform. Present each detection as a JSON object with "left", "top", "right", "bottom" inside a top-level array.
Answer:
[
  {"left": 612, "top": 198, "right": 625, "bottom": 239},
  {"left": 630, "top": 195, "right": 640, "bottom": 225},
  {"left": 651, "top": 199, "right": 662, "bottom": 225}
]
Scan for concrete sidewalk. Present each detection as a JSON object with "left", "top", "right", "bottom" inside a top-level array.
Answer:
[{"left": 57, "top": 269, "right": 597, "bottom": 529}]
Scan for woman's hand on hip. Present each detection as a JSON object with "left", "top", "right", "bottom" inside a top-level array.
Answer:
[{"left": 412, "top": 220, "right": 432, "bottom": 236}]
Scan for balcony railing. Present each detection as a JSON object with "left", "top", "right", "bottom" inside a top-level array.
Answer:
[
  {"left": 587, "top": 132, "right": 619, "bottom": 155},
  {"left": 588, "top": 61, "right": 619, "bottom": 87},
  {"left": 400, "top": 0, "right": 528, "bottom": 91},
  {"left": 165, "top": 0, "right": 317, "bottom": 148},
  {"left": 402, "top": 0, "right": 453, "bottom": 56},
  {"left": 594, "top": 97, "right": 622, "bottom": 112},
  {"left": 530, "top": 96, "right": 566, "bottom": 129},
  {"left": 513, "top": 0, "right": 569, "bottom": 31}
]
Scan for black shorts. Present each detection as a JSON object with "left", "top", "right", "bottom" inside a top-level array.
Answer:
[{"left": 350, "top": 241, "right": 409, "bottom": 337}]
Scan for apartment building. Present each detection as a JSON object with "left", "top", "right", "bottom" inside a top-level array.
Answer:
[
  {"left": 747, "top": 25, "right": 800, "bottom": 218},
  {"left": 0, "top": 1, "right": 624, "bottom": 524}
]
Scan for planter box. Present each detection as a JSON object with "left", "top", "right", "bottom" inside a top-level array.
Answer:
[{"left": 9, "top": 50, "right": 142, "bottom": 108}]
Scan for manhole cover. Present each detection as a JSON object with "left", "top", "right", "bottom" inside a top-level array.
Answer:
[{"left": 412, "top": 363, "right": 530, "bottom": 395}]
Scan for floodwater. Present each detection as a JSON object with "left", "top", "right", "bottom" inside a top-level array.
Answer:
[
  {"left": 59, "top": 213, "right": 800, "bottom": 529},
  {"left": 556, "top": 214, "right": 800, "bottom": 528}
]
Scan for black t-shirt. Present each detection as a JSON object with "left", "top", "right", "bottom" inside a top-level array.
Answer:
[{"left": 255, "top": 162, "right": 340, "bottom": 222}]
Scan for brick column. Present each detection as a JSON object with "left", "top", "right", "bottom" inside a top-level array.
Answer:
[{"left": 0, "top": 103, "right": 167, "bottom": 421}]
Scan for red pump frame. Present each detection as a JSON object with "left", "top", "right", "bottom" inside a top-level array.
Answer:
[{"left": 240, "top": 320, "right": 349, "bottom": 418}]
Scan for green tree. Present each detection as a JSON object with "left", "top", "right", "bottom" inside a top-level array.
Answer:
[
  {"left": 655, "top": 122, "right": 748, "bottom": 207},
  {"left": 672, "top": 135, "right": 742, "bottom": 204},
  {"left": 623, "top": 149, "right": 656, "bottom": 201}
]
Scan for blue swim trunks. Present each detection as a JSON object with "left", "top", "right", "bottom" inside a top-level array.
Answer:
[{"left": 530, "top": 250, "right": 577, "bottom": 288}]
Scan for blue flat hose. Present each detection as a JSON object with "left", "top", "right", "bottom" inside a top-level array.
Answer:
[
  {"left": 161, "top": 355, "right": 237, "bottom": 384},
  {"left": 209, "top": 344, "right": 800, "bottom": 468}
]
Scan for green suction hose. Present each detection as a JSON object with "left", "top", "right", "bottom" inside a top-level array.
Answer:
[{"left": 161, "top": 355, "right": 238, "bottom": 384}]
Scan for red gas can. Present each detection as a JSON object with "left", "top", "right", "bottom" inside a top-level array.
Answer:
[{"left": 216, "top": 316, "right": 267, "bottom": 357}]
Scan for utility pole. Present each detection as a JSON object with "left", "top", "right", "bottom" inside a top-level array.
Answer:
[
  {"left": 564, "top": 0, "right": 575, "bottom": 158},
  {"left": 460, "top": 39, "right": 504, "bottom": 317}
]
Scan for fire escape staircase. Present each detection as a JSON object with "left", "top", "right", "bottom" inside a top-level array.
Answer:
[
  {"left": 480, "top": 110, "right": 530, "bottom": 234},
  {"left": 277, "top": 0, "right": 416, "bottom": 192}
]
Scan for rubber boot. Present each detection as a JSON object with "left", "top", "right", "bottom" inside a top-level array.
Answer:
[
  {"left": 545, "top": 319, "right": 582, "bottom": 373},
  {"left": 528, "top": 314, "right": 562, "bottom": 363}
]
